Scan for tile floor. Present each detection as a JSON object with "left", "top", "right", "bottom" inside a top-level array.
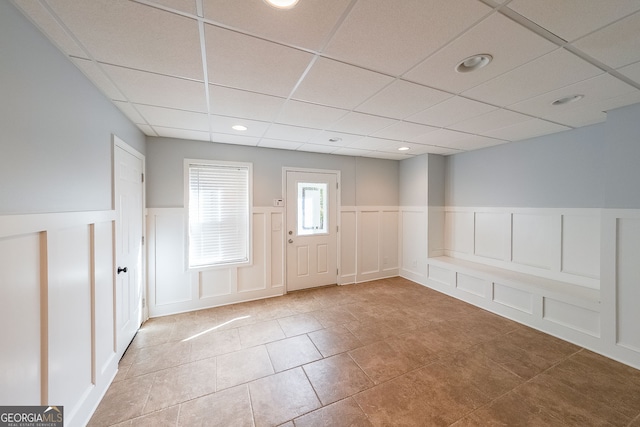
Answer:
[{"left": 89, "top": 277, "right": 640, "bottom": 426}]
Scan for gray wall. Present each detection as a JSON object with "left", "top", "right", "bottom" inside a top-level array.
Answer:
[
  {"left": 428, "top": 154, "right": 446, "bottom": 207},
  {"left": 399, "top": 155, "right": 427, "bottom": 207},
  {"left": 0, "top": 1, "right": 145, "bottom": 214},
  {"left": 146, "top": 137, "right": 399, "bottom": 208},
  {"left": 444, "top": 124, "right": 606, "bottom": 208}
]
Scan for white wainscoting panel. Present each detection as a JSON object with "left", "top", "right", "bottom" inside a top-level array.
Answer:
[
  {"left": 0, "top": 232, "right": 42, "bottom": 404},
  {"left": 615, "top": 217, "right": 640, "bottom": 353},
  {"left": 544, "top": 297, "right": 601, "bottom": 337},
  {"left": 400, "top": 208, "right": 426, "bottom": 281},
  {"left": 356, "top": 207, "right": 399, "bottom": 282},
  {"left": 474, "top": 212, "right": 510, "bottom": 261},
  {"left": 444, "top": 211, "right": 473, "bottom": 255},
  {"left": 493, "top": 282, "right": 533, "bottom": 314},
  {"left": 148, "top": 207, "right": 284, "bottom": 317},
  {"left": 427, "top": 264, "right": 453, "bottom": 286},
  {"left": 0, "top": 211, "right": 118, "bottom": 427},
  {"left": 512, "top": 213, "right": 560, "bottom": 271},
  {"left": 428, "top": 207, "right": 444, "bottom": 257},
  {"left": 456, "top": 273, "right": 488, "bottom": 298},
  {"left": 562, "top": 215, "right": 600, "bottom": 278},
  {"left": 339, "top": 208, "right": 357, "bottom": 284}
]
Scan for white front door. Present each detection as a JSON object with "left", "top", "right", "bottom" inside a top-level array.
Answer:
[
  {"left": 114, "top": 140, "right": 144, "bottom": 357},
  {"left": 286, "top": 170, "right": 338, "bottom": 291}
]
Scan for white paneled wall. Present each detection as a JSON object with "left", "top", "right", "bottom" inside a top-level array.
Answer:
[
  {"left": 148, "top": 206, "right": 398, "bottom": 314},
  {"left": 443, "top": 207, "right": 600, "bottom": 288},
  {"left": 402, "top": 205, "right": 640, "bottom": 369},
  {"left": 0, "top": 211, "right": 117, "bottom": 427}
]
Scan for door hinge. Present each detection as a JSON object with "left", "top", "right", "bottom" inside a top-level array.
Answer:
[
  {"left": 142, "top": 298, "right": 146, "bottom": 308},
  {"left": 337, "top": 269, "right": 339, "bottom": 275},
  {"left": 337, "top": 225, "right": 339, "bottom": 232},
  {"left": 142, "top": 236, "right": 145, "bottom": 245},
  {"left": 336, "top": 182, "right": 339, "bottom": 189},
  {"left": 141, "top": 173, "right": 144, "bottom": 183}
]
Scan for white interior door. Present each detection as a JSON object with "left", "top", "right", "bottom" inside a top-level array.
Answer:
[
  {"left": 114, "top": 142, "right": 144, "bottom": 357},
  {"left": 286, "top": 170, "right": 338, "bottom": 291}
]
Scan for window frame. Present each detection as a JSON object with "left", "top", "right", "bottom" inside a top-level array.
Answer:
[{"left": 184, "top": 159, "right": 253, "bottom": 271}]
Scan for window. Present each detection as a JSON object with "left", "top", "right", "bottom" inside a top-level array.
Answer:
[
  {"left": 297, "top": 182, "right": 328, "bottom": 236},
  {"left": 185, "top": 160, "right": 252, "bottom": 269}
]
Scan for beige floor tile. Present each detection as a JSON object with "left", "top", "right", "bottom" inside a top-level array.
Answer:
[
  {"left": 126, "top": 340, "right": 192, "bottom": 378},
  {"left": 144, "top": 357, "right": 216, "bottom": 413},
  {"left": 249, "top": 368, "right": 321, "bottom": 427},
  {"left": 303, "top": 353, "right": 374, "bottom": 405},
  {"left": 514, "top": 373, "right": 631, "bottom": 426},
  {"left": 308, "top": 325, "right": 363, "bottom": 357},
  {"left": 266, "top": 334, "right": 322, "bottom": 372},
  {"left": 238, "top": 319, "right": 286, "bottom": 348},
  {"left": 344, "top": 319, "right": 396, "bottom": 345},
  {"left": 504, "top": 327, "right": 580, "bottom": 364},
  {"left": 293, "top": 397, "right": 373, "bottom": 427},
  {"left": 178, "top": 385, "right": 253, "bottom": 427},
  {"left": 349, "top": 340, "right": 421, "bottom": 384},
  {"left": 189, "top": 328, "right": 241, "bottom": 362},
  {"left": 119, "top": 405, "right": 180, "bottom": 427},
  {"left": 311, "top": 306, "right": 358, "bottom": 328},
  {"left": 277, "top": 313, "right": 323, "bottom": 337},
  {"left": 88, "top": 373, "right": 155, "bottom": 426},
  {"left": 216, "top": 345, "right": 274, "bottom": 390},
  {"left": 473, "top": 335, "right": 556, "bottom": 379}
]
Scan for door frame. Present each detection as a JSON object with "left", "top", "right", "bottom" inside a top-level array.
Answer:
[
  {"left": 282, "top": 167, "right": 341, "bottom": 293},
  {"left": 112, "top": 135, "right": 147, "bottom": 337}
]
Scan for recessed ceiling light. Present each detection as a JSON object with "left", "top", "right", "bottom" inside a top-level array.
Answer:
[
  {"left": 398, "top": 146, "right": 410, "bottom": 151},
  {"left": 455, "top": 54, "right": 493, "bottom": 73},
  {"left": 232, "top": 125, "right": 248, "bottom": 131},
  {"left": 328, "top": 137, "right": 342, "bottom": 143},
  {"left": 552, "top": 94, "right": 584, "bottom": 106},
  {"left": 263, "top": 0, "right": 299, "bottom": 9}
]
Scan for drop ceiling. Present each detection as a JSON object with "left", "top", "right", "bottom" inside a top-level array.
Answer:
[{"left": 13, "top": 0, "right": 640, "bottom": 159}]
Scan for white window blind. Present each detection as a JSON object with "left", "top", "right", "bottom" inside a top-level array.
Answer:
[{"left": 187, "top": 162, "right": 251, "bottom": 268}]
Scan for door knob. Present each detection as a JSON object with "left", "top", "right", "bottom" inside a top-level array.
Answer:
[
  {"left": 288, "top": 239, "right": 293, "bottom": 244},
  {"left": 288, "top": 231, "right": 293, "bottom": 235},
  {"left": 117, "top": 266, "right": 128, "bottom": 274}
]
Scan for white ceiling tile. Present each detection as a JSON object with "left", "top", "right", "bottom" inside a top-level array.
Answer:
[
  {"left": 509, "top": 74, "right": 637, "bottom": 118},
  {"left": 365, "top": 151, "right": 412, "bottom": 160},
  {"left": 372, "top": 121, "right": 438, "bottom": 141},
  {"left": 572, "top": 12, "right": 640, "bottom": 68},
  {"left": 258, "top": 139, "right": 303, "bottom": 150},
  {"left": 546, "top": 107, "right": 607, "bottom": 128},
  {"left": 210, "top": 115, "right": 270, "bottom": 137},
  {"left": 449, "top": 109, "right": 532, "bottom": 134},
  {"left": 113, "top": 101, "right": 146, "bottom": 124},
  {"left": 328, "top": 112, "right": 397, "bottom": 135},
  {"left": 72, "top": 58, "right": 126, "bottom": 101},
  {"left": 276, "top": 100, "right": 348, "bottom": 129},
  {"left": 463, "top": 49, "right": 604, "bottom": 106},
  {"left": 507, "top": 0, "right": 640, "bottom": 42},
  {"left": 355, "top": 80, "right": 453, "bottom": 119},
  {"left": 46, "top": 0, "right": 203, "bottom": 79},
  {"left": 323, "top": 0, "right": 492, "bottom": 75},
  {"left": 331, "top": 147, "right": 374, "bottom": 157},
  {"left": 405, "top": 13, "right": 557, "bottom": 93},
  {"left": 102, "top": 64, "right": 208, "bottom": 112},
  {"left": 14, "top": 0, "right": 87, "bottom": 58},
  {"left": 308, "top": 131, "right": 364, "bottom": 147},
  {"left": 292, "top": 58, "right": 393, "bottom": 110},
  {"left": 444, "top": 135, "right": 508, "bottom": 151},
  {"left": 210, "top": 133, "right": 260, "bottom": 146},
  {"left": 205, "top": 25, "right": 313, "bottom": 97},
  {"left": 347, "top": 136, "right": 399, "bottom": 151},
  {"left": 154, "top": 126, "right": 210, "bottom": 141},
  {"left": 407, "top": 96, "right": 497, "bottom": 127},
  {"left": 262, "top": 124, "right": 319, "bottom": 142},
  {"left": 135, "top": 104, "right": 209, "bottom": 131},
  {"left": 202, "top": 0, "right": 352, "bottom": 51},
  {"left": 411, "top": 128, "right": 471, "bottom": 145},
  {"left": 376, "top": 142, "right": 437, "bottom": 155},
  {"left": 209, "top": 86, "right": 286, "bottom": 122},
  {"left": 296, "top": 144, "right": 338, "bottom": 154},
  {"left": 618, "top": 61, "right": 640, "bottom": 85},
  {"left": 418, "top": 146, "right": 465, "bottom": 156},
  {"left": 482, "top": 119, "right": 570, "bottom": 141},
  {"left": 136, "top": 124, "right": 157, "bottom": 136},
  {"left": 597, "top": 91, "right": 640, "bottom": 113},
  {"left": 142, "top": 0, "right": 197, "bottom": 15}
]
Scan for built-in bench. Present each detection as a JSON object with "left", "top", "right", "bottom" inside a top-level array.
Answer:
[{"left": 425, "top": 255, "right": 602, "bottom": 340}]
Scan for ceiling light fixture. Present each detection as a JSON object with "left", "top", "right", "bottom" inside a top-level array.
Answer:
[
  {"left": 232, "top": 125, "right": 248, "bottom": 131},
  {"left": 398, "top": 146, "right": 410, "bottom": 151},
  {"left": 552, "top": 94, "right": 584, "bottom": 106},
  {"left": 263, "top": 0, "right": 299, "bottom": 9},
  {"left": 328, "top": 137, "right": 342, "bottom": 143},
  {"left": 455, "top": 54, "right": 493, "bottom": 73}
]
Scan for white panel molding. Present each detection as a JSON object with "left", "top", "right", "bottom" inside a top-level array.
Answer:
[
  {"left": 399, "top": 207, "right": 427, "bottom": 283},
  {"left": 0, "top": 210, "right": 118, "bottom": 427},
  {"left": 356, "top": 206, "right": 400, "bottom": 283},
  {"left": 441, "top": 206, "right": 601, "bottom": 289},
  {"left": 147, "top": 207, "right": 284, "bottom": 318},
  {"left": 339, "top": 207, "right": 357, "bottom": 285}
]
